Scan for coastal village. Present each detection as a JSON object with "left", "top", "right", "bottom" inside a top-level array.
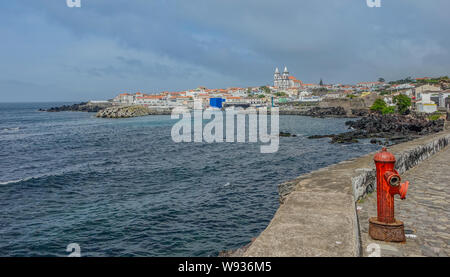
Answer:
[
  {"left": 97, "top": 69, "right": 450, "bottom": 258},
  {"left": 9, "top": 0, "right": 449, "bottom": 261},
  {"left": 107, "top": 67, "right": 450, "bottom": 114},
  {"left": 34, "top": 70, "right": 450, "bottom": 258}
]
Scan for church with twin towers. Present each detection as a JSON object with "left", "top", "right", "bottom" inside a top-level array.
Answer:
[{"left": 273, "top": 66, "right": 303, "bottom": 90}]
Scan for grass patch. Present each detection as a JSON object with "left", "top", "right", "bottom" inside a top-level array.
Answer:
[{"left": 428, "top": 114, "right": 442, "bottom": 121}]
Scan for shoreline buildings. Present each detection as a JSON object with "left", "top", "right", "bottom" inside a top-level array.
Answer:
[{"left": 110, "top": 68, "right": 449, "bottom": 113}]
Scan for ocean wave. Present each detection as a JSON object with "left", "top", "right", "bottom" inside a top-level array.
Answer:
[
  {"left": 1, "top": 127, "right": 21, "bottom": 132},
  {"left": 0, "top": 177, "right": 32, "bottom": 185},
  {"left": 0, "top": 172, "right": 70, "bottom": 186},
  {"left": 0, "top": 160, "right": 120, "bottom": 186}
]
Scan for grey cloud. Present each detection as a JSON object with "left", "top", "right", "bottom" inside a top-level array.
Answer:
[{"left": 0, "top": 0, "right": 449, "bottom": 101}]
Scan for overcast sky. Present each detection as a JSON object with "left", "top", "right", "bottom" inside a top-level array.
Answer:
[{"left": 0, "top": 0, "right": 449, "bottom": 102}]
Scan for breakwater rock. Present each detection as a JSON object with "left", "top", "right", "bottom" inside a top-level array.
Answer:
[
  {"left": 279, "top": 106, "right": 348, "bottom": 117},
  {"left": 96, "top": 105, "right": 149, "bottom": 118},
  {"left": 350, "top": 109, "right": 370, "bottom": 117},
  {"left": 96, "top": 106, "right": 172, "bottom": 118},
  {"left": 310, "top": 114, "right": 445, "bottom": 144},
  {"left": 280, "top": 131, "right": 297, "bottom": 137},
  {"left": 346, "top": 114, "right": 444, "bottom": 135},
  {"left": 40, "top": 102, "right": 113, "bottom": 113}
]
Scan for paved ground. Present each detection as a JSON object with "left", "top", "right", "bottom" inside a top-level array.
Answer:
[{"left": 358, "top": 146, "right": 450, "bottom": 257}]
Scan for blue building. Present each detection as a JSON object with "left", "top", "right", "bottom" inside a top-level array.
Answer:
[{"left": 209, "top": 98, "right": 224, "bottom": 108}]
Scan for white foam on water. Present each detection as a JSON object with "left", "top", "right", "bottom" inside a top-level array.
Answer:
[
  {"left": 0, "top": 177, "right": 31, "bottom": 185},
  {"left": 1, "top": 127, "right": 21, "bottom": 132}
]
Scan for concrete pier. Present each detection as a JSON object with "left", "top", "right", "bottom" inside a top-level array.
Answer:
[{"left": 241, "top": 129, "right": 450, "bottom": 257}]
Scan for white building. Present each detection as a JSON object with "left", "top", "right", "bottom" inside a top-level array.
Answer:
[
  {"left": 383, "top": 97, "right": 396, "bottom": 107},
  {"left": 299, "top": 91, "right": 312, "bottom": 97},
  {"left": 113, "top": 93, "right": 135, "bottom": 104},
  {"left": 414, "top": 84, "right": 441, "bottom": 94},
  {"left": 389, "top": 83, "right": 415, "bottom": 91},
  {"left": 299, "top": 96, "right": 321, "bottom": 102},
  {"left": 416, "top": 91, "right": 438, "bottom": 113},
  {"left": 357, "top": 82, "right": 384, "bottom": 89},
  {"left": 274, "top": 67, "right": 288, "bottom": 90},
  {"left": 135, "top": 95, "right": 166, "bottom": 106},
  {"left": 274, "top": 66, "right": 302, "bottom": 90},
  {"left": 438, "top": 91, "right": 450, "bottom": 109}
]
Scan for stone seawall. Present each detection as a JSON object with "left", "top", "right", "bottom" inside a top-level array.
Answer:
[
  {"left": 240, "top": 128, "right": 450, "bottom": 257},
  {"left": 352, "top": 133, "right": 449, "bottom": 202}
]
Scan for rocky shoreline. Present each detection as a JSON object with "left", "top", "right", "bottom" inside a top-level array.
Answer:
[
  {"left": 40, "top": 104, "right": 445, "bottom": 145},
  {"left": 40, "top": 103, "right": 359, "bottom": 119},
  {"left": 309, "top": 113, "right": 445, "bottom": 145},
  {"left": 279, "top": 106, "right": 350, "bottom": 117},
  {"left": 39, "top": 102, "right": 173, "bottom": 118},
  {"left": 39, "top": 102, "right": 113, "bottom": 113}
]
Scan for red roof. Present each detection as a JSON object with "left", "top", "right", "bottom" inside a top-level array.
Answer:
[{"left": 137, "top": 95, "right": 164, "bottom": 99}]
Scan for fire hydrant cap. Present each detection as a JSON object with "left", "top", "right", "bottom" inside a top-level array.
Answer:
[{"left": 374, "top": 147, "right": 396, "bottom": 163}]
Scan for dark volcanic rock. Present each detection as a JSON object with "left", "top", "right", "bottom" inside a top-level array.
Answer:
[
  {"left": 303, "top": 107, "right": 347, "bottom": 117},
  {"left": 310, "top": 114, "right": 445, "bottom": 145},
  {"left": 345, "top": 114, "right": 444, "bottom": 137},
  {"left": 331, "top": 135, "right": 359, "bottom": 144},
  {"left": 280, "top": 131, "right": 297, "bottom": 137},
  {"left": 351, "top": 109, "right": 370, "bottom": 117},
  {"left": 307, "top": 134, "right": 334, "bottom": 139},
  {"left": 40, "top": 102, "right": 112, "bottom": 113},
  {"left": 279, "top": 106, "right": 348, "bottom": 117},
  {"left": 370, "top": 138, "right": 383, "bottom": 145}
]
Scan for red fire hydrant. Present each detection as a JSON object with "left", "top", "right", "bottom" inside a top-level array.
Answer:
[{"left": 369, "top": 148, "right": 409, "bottom": 242}]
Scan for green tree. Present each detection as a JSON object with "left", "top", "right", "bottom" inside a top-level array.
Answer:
[
  {"left": 370, "top": 98, "right": 387, "bottom": 113},
  {"left": 378, "top": 78, "right": 385, "bottom": 83},
  {"left": 382, "top": 106, "right": 395, "bottom": 114},
  {"left": 393, "top": 94, "right": 412, "bottom": 114},
  {"left": 260, "top": 86, "right": 271, "bottom": 94},
  {"left": 388, "top": 76, "right": 413, "bottom": 85},
  {"left": 319, "top": 79, "right": 323, "bottom": 86}
]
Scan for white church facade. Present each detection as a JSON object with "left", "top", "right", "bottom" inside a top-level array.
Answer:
[{"left": 273, "top": 66, "right": 303, "bottom": 90}]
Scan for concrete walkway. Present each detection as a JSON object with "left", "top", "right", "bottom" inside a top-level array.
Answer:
[
  {"left": 241, "top": 129, "right": 450, "bottom": 257},
  {"left": 242, "top": 150, "right": 381, "bottom": 256},
  {"left": 358, "top": 146, "right": 450, "bottom": 257}
]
